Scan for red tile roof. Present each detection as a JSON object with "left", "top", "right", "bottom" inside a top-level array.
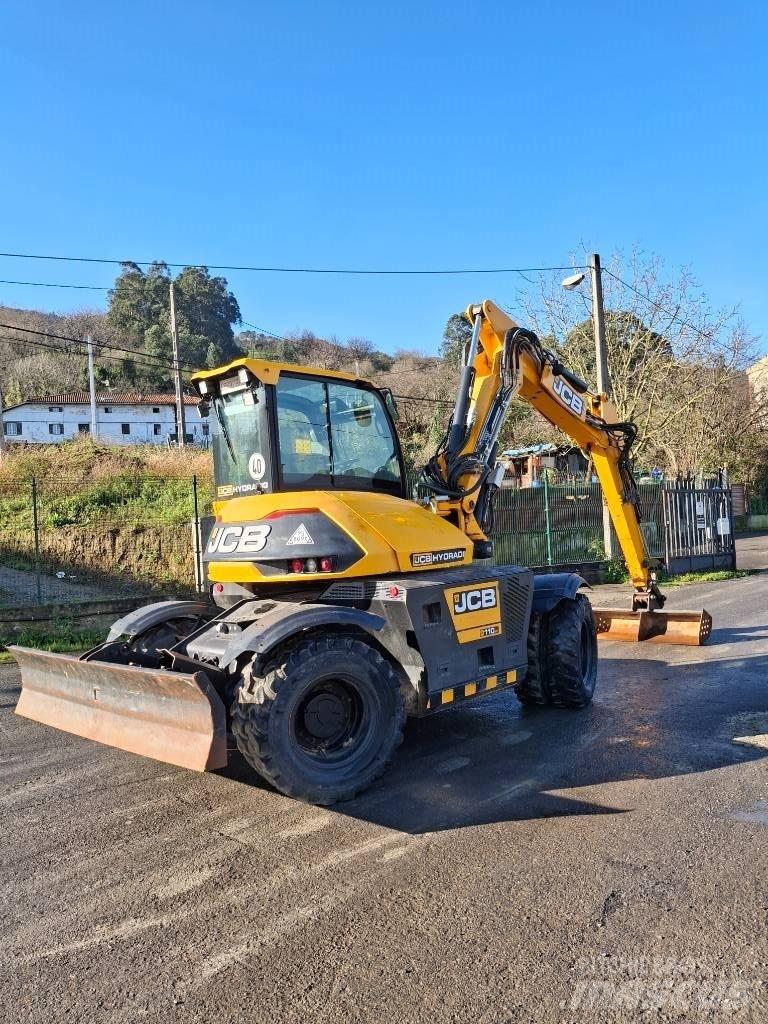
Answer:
[{"left": 10, "top": 391, "right": 198, "bottom": 408}]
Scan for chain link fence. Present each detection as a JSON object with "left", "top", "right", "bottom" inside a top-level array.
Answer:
[
  {"left": 0, "top": 473, "right": 731, "bottom": 611},
  {"left": 0, "top": 474, "right": 213, "bottom": 609}
]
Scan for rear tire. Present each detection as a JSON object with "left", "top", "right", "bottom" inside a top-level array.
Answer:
[
  {"left": 516, "top": 593, "right": 597, "bottom": 709},
  {"left": 231, "top": 636, "right": 405, "bottom": 804},
  {"left": 515, "top": 612, "right": 553, "bottom": 705}
]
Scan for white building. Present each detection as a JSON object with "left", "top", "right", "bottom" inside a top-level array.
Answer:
[
  {"left": 2, "top": 391, "right": 207, "bottom": 446},
  {"left": 748, "top": 354, "right": 768, "bottom": 402}
]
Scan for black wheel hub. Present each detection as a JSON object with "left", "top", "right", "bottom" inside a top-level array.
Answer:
[
  {"left": 303, "top": 692, "right": 348, "bottom": 740},
  {"left": 294, "top": 680, "right": 363, "bottom": 757}
]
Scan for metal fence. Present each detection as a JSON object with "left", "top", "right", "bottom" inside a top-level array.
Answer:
[
  {"left": 0, "top": 473, "right": 734, "bottom": 611},
  {"left": 489, "top": 480, "right": 667, "bottom": 569},
  {"left": 662, "top": 484, "right": 735, "bottom": 573},
  {"left": 0, "top": 474, "right": 213, "bottom": 609}
]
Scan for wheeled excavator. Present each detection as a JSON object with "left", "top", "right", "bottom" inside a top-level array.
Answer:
[{"left": 13, "top": 300, "right": 711, "bottom": 804}]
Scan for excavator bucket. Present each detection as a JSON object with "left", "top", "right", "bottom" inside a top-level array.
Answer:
[
  {"left": 592, "top": 607, "right": 713, "bottom": 646},
  {"left": 12, "top": 646, "right": 228, "bottom": 772}
]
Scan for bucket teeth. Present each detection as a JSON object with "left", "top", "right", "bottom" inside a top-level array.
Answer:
[
  {"left": 592, "top": 608, "right": 712, "bottom": 646},
  {"left": 12, "top": 646, "right": 228, "bottom": 771}
]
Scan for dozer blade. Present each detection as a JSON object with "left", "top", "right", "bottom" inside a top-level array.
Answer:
[
  {"left": 11, "top": 646, "right": 228, "bottom": 772},
  {"left": 592, "top": 607, "right": 712, "bottom": 646}
]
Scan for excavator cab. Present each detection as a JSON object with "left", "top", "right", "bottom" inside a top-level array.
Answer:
[{"left": 199, "top": 363, "right": 406, "bottom": 501}]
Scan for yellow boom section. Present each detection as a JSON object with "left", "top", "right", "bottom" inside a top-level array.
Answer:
[
  {"left": 479, "top": 301, "right": 649, "bottom": 591},
  {"left": 431, "top": 299, "right": 651, "bottom": 593}
]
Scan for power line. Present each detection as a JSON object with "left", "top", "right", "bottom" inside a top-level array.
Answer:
[
  {"left": 392, "top": 393, "right": 453, "bottom": 406},
  {"left": 2, "top": 332, "right": 452, "bottom": 406},
  {"left": 239, "top": 320, "right": 289, "bottom": 341},
  {"left": 0, "top": 251, "right": 587, "bottom": 277},
  {"left": 601, "top": 268, "right": 716, "bottom": 341},
  {"left": 0, "top": 320, "right": 196, "bottom": 372},
  {"left": 0, "top": 277, "right": 109, "bottom": 291},
  {"left": 0, "top": 332, "right": 193, "bottom": 379},
  {"left": 1, "top": 329, "right": 459, "bottom": 413}
]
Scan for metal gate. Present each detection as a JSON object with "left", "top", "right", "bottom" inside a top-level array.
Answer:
[{"left": 663, "top": 485, "right": 735, "bottom": 574}]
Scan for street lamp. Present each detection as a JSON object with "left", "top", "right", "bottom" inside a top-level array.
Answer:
[
  {"left": 561, "top": 254, "right": 614, "bottom": 558},
  {"left": 561, "top": 271, "right": 586, "bottom": 291},
  {"left": 561, "top": 255, "right": 609, "bottom": 397}
]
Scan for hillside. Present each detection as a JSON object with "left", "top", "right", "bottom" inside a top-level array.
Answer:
[{"left": 0, "top": 437, "right": 212, "bottom": 527}]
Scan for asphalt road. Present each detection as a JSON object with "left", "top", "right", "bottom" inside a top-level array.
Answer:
[{"left": 2, "top": 575, "right": 768, "bottom": 1022}]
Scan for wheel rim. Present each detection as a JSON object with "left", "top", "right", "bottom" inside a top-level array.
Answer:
[{"left": 293, "top": 678, "right": 367, "bottom": 762}]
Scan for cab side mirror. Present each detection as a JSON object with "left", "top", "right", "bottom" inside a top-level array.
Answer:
[{"left": 381, "top": 388, "right": 399, "bottom": 422}]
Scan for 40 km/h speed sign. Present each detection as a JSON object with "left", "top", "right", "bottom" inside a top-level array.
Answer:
[{"left": 248, "top": 453, "right": 266, "bottom": 481}]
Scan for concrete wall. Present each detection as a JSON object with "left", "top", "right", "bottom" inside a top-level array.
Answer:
[
  {"left": 3, "top": 401, "right": 208, "bottom": 445},
  {"left": 0, "top": 596, "right": 154, "bottom": 637}
]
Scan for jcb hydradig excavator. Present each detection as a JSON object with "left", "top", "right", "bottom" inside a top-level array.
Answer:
[{"left": 13, "top": 300, "right": 711, "bottom": 804}]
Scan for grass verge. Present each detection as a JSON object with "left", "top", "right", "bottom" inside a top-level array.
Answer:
[
  {"left": 0, "top": 625, "right": 106, "bottom": 663},
  {"left": 659, "top": 569, "right": 753, "bottom": 587}
]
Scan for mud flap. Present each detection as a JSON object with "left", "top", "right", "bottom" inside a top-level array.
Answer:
[
  {"left": 592, "top": 607, "right": 712, "bottom": 646},
  {"left": 12, "top": 646, "right": 228, "bottom": 771}
]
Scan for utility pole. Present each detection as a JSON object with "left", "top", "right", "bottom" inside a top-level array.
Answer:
[
  {"left": 589, "top": 253, "right": 614, "bottom": 558},
  {"left": 169, "top": 281, "right": 187, "bottom": 447},
  {"left": 86, "top": 335, "right": 98, "bottom": 437},
  {"left": 0, "top": 387, "right": 5, "bottom": 458},
  {"left": 589, "top": 253, "right": 610, "bottom": 396}
]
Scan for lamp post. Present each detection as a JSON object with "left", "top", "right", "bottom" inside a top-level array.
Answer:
[{"left": 561, "top": 254, "right": 614, "bottom": 558}]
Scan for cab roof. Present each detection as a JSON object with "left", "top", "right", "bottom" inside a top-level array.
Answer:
[{"left": 191, "top": 356, "right": 363, "bottom": 389}]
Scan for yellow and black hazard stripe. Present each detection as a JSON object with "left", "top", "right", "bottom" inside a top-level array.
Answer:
[{"left": 425, "top": 670, "right": 518, "bottom": 712}]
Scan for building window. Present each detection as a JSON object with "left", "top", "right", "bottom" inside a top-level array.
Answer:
[
  {"left": 152, "top": 407, "right": 160, "bottom": 414},
  {"left": 4, "top": 422, "right": 21, "bottom": 436},
  {"left": 121, "top": 423, "right": 130, "bottom": 435},
  {"left": 78, "top": 424, "right": 90, "bottom": 434},
  {"left": 48, "top": 423, "right": 65, "bottom": 435},
  {"left": 153, "top": 424, "right": 161, "bottom": 436},
  {"left": 103, "top": 406, "right": 112, "bottom": 413},
  {"left": 48, "top": 405, "right": 63, "bottom": 413}
]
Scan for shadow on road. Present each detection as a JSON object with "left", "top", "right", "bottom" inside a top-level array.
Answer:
[
  {"left": 709, "top": 625, "right": 768, "bottom": 644},
  {"left": 222, "top": 651, "right": 768, "bottom": 834},
  {"left": 5, "top": 645, "right": 767, "bottom": 837}
]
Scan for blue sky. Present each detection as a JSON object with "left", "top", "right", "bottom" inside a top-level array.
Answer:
[{"left": 0, "top": 0, "right": 765, "bottom": 354}]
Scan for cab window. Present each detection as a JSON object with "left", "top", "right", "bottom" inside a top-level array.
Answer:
[{"left": 275, "top": 375, "right": 402, "bottom": 494}]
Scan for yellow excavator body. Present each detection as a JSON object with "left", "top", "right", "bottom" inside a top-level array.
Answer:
[
  {"left": 13, "top": 298, "right": 712, "bottom": 803},
  {"left": 206, "top": 490, "right": 472, "bottom": 586}
]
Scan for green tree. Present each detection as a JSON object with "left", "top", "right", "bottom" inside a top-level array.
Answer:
[
  {"left": 107, "top": 261, "right": 242, "bottom": 385},
  {"left": 557, "top": 311, "right": 672, "bottom": 387},
  {"left": 440, "top": 313, "right": 472, "bottom": 367}
]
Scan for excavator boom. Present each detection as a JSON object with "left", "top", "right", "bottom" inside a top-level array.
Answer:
[{"left": 420, "top": 300, "right": 711, "bottom": 646}]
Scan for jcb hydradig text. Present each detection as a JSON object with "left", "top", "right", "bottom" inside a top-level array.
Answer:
[{"left": 13, "top": 299, "right": 711, "bottom": 804}]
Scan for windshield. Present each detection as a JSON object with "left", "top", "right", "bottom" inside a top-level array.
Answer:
[
  {"left": 276, "top": 375, "right": 402, "bottom": 494},
  {"left": 211, "top": 383, "right": 272, "bottom": 497}
]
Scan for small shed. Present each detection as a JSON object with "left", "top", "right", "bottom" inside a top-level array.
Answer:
[{"left": 500, "top": 443, "right": 589, "bottom": 487}]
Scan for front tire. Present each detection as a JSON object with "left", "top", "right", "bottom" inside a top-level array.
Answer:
[
  {"left": 231, "top": 636, "right": 405, "bottom": 804},
  {"left": 516, "top": 593, "right": 597, "bottom": 708}
]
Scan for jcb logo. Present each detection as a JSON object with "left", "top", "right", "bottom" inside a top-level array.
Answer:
[
  {"left": 206, "top": 523, "right": 271, "bottom": 556},
  {"left": 453, "top": 587, "right": 497, "bottom": 614},
  {"left": 552, "top": 376, "right": 584, "bottom": 416}
]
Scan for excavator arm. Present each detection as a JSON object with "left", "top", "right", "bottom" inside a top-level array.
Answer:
[{"left": 421, "top": 300, "right": 712, "bottom": 645}]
